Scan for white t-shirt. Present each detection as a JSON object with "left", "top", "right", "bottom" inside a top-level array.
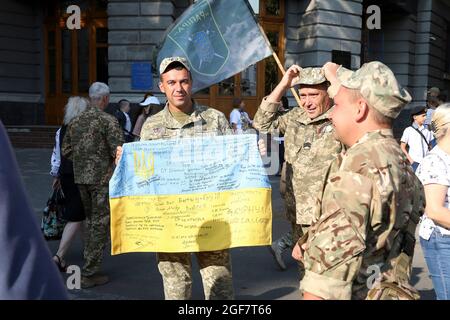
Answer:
[
  {"left": 417, "top": 146, "right": 450, "bottom": 236},
  {"left": 230, "top": 108, "right": 242, "bottom": 131},
  {"left": 400, "top": 125, "right": 433, "bottom": 163}
]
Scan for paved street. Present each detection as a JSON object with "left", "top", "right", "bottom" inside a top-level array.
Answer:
[{"left": 14, "top": 148, "right": 436, "bottom": 300}]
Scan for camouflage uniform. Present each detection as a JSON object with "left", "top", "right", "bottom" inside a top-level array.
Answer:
[
  {"left": 300, "top": 62, "right": 425, "bottom": 300},
  {"left": 140, "top": 102, "right": 234, "bottom": 300},
  {"left": 253, "top": 68, "right": 342, "bottom": 274},
  {"left": 62, "top": 105, "right": 124, "bottom": 277}
]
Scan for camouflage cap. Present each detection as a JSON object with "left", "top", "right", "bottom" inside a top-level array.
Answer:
[
  {"left": 291, "top": 67, "right": 327, "bottom": 86},
  {"left": 159, "top": 56, "right": 191, "bottom": 75},
  {"left": 336, "top": 61, "right": 412, "bottom": 119}
]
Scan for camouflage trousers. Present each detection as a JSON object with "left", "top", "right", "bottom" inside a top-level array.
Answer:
[
  {"left": 78, "top": 184, "right": 110, "bottom": 277},
  {"left": 278, "top": 161, "right": 297, "bottom": 250},
  {"left": 280, "top": 161, "right": 296, "bottom": 223},
  {"left": 157, "top": 249, "right": 234, "bottom": 300},
  {"left": 278, "top": 162, "right": 309, "bottom": 277},
  {"left": 274, "top": 222, "right": 309, "bottom": 279}
]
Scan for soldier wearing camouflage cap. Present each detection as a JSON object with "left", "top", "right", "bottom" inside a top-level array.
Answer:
[
  {"left": 117, "top": 57, "right": 234, "bottom": 300},
  {"left": 253, "top": 65, "right": 343, "bottom": 277},
  {"left": 297, "top": 61, "right": 425, "bottom": 300}
]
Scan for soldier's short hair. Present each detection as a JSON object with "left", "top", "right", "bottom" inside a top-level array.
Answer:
[
  {"left": 118, "top": 99, "right": 130, "bottom": 110},
  {"left": 89, "top": 82, "right": 110, "bottom": 99},
  {"left": 347, "top": 88, "right": 393, "bottom": 126}
]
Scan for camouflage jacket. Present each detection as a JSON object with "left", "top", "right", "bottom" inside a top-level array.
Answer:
[
  {"left": 253, "top": 98, "right": 342, "bottom": 224},
  {"left": 300, "top": 129, "right": 425, "bottom": 300},
  {"left": 62, "top": 105, "right": 124, "bottom": 185},
  {"left": 140, "top": 101, "right": 232, "bottom": 140}
]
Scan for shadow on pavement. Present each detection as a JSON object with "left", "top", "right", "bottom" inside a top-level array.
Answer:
[
  {"left": 236, "top": 286, "right": 298, "bottom": 300},
  {"left": 419, "top": 289, "right": 436, "bottom": 300},
  {"left": 411, "top": 267, "right": 423, "bottom": 286}
]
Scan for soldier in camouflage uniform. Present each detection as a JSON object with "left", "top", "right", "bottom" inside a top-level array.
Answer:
[
  {"left": 253, "top": 65, "right": 342, "bottom": 274},
  {"left": 297, "top": 61, "right": 425, "bottom": 300},
  {"left": 62, "top": 82, "right": 124, "bottom": 289},
  {"left": 140, "top": 57, "right": 234, "bottom": 300}
]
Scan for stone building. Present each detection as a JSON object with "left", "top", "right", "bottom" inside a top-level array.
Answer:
[{"left": 1, "top": 0, "right": 449, "bottom": 135}]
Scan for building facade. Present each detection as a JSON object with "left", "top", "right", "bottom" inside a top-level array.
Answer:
[{"left": 1, "top": 0, "right": 450, "bottom": 134}]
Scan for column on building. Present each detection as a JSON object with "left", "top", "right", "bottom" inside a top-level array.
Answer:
[
  {"left": 284, "top": 0, "right": 363, "bottom": 105},
  {"left": 0, "top": 1, "right": 44, "bottom": 125},
  {"left": 364, "top": 1, "right": 419, "bottom": 135},
  {"left": 107, "top": 0, "right": 176, "bottom": 104},
  {"left": 412, "top": 0, "right": 450, "bottom": 106}
]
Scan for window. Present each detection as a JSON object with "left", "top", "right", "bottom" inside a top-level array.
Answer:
[
  {"left": 44, "top": 0, "right": 107, "bottom": 124},
  {"left": 332, "top": 50, "right": 351, "bottom": 69}
]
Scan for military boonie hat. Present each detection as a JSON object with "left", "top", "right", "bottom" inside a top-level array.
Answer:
[
  {"left": 159, "top": 56, "right": 191, "bottom": 75},
  {"left": 291, "top": 67, "right": 327, "bottom": 86},
  {"left": 336, "top": 61, "right": 412, "bottom": 119}
]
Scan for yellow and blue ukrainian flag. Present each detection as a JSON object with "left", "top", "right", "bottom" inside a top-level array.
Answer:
[{"left": 109, "top": 134, "right": 272, "bottom": 254}]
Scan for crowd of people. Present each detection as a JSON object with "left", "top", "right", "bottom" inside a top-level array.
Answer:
[{"left": 3, "top": 53, "right": 449, "bottom": 300}]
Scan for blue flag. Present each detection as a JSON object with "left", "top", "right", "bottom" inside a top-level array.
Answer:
[{"left": 157, "top": 0, "right": 273, "bottom": 93}]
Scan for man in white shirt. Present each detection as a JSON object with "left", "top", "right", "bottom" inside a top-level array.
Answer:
[
  {"left": 229, "top": 98, "right": 253, "bottom": 134},
  {"left": 400, "top": 105, "right": 433, "bottom": 171}
]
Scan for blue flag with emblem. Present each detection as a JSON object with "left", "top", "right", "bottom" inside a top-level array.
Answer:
[{"left": 157, "top": 0, "right": 273, "bottom": 93}]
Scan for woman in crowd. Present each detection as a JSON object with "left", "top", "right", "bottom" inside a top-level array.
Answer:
[
  {"left": 417, "top": 103, "right": 450, "bottom": 300},
  {"left": 50, "top": 96, "right": 88, "bottom": 271},
  {"left": 132, "top": 94, "right": 161, "bottom": 140}
]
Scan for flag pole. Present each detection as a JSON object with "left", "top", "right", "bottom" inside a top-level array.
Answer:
[{"left": 257, "top": 24, "right": 302, "bottom": 107}]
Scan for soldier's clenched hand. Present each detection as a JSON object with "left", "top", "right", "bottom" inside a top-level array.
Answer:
[
  {"left": 322, "top": 62, "right": 340, "bottom": 84},
  {"left": 292, "top": 243, "right": 304, "bottom": 262},
  {"left": 115, "top": 146, "right": 123, "bottom": 165},
  {"left": 258, "top": 138, "right": 267, "bottom": 156},
  {"left": 281, "top": 64, "right": 302, "bottom": 89}
]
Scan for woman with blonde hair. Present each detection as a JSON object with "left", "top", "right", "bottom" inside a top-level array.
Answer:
[
  {"left": 50, "top": 96, "right": 89, "bottom": 271},
  {"left": 417, "top": 103, "right": 450, "bottom": 300}
]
